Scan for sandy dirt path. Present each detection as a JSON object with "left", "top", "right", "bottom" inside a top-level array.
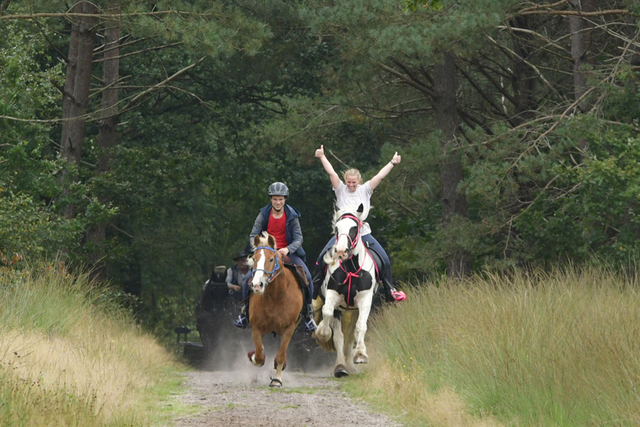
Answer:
[{"left": 171, "top": 325, "right": 403, "bottom": 427}]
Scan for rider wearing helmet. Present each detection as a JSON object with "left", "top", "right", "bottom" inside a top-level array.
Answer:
[{"left": 234, "top": 182, "right": 317, "bottom": 331}]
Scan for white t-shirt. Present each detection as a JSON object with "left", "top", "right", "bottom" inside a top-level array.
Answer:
[{"left": 334, "top": 181, "right": 373, "bottom": 236}]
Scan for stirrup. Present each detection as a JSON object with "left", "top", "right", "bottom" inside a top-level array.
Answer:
[
  {"left": 388, "top": 288, "right": 406, "bottom": 302},
  {"left": 234, "top": 314, "right": 248, "bottom": 329},
  {"left": 304, "top": 318, "right": 317, "bottom": 332}
]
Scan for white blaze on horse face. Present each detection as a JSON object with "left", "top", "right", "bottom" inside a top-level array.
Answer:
[
  {"left": 334, "top": 220, "right": 355, "bottom": 260},
  {"left": 334, "top": 233, "right": 350, "bottom": 260},
  {"left": 251, "top": 249, "right": 267, "bottom": 294}
]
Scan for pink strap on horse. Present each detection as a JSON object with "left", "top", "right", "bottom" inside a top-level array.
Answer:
[{"left": 335, "top": 213, "right": 362, "bottom": 253}]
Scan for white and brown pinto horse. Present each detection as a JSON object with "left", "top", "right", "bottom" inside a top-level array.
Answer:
[
  {"left": 246, "top": 232, "right": 304, "bottom": 388},
  {"left": 314, "top": 204, "right": 378, "bottom": 378}
]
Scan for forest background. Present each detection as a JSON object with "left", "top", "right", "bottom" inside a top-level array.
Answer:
[{"left": 2, "top": 0, "right": 640, "bottom": 339}]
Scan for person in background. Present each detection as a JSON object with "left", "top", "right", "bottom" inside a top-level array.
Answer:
[
  {"left": 226, "top": 250, "right": 249, "bottom": 292},
  {"left": 313, "top": 145, "right": 406, "bottom": 303},
  {"left": 234, "top": 182, "right": 317, "bottom": 331}
]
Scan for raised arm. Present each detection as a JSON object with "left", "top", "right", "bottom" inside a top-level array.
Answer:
[
  {"left": 370, "top": 151, "right": 401, "bottom": 190},
  {"left": 315, "top": 145, "right": 341, "bottom": 190}
]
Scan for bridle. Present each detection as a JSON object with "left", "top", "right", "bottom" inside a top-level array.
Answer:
[
  {"left": 252, "top": 245, "right": 282, "bottom": 283},
  {"left": 331, "top": 213, "right": 377, "bottom": 307},
  {"left": 334, "top": 213, "right": 362, "bottom": 257}
]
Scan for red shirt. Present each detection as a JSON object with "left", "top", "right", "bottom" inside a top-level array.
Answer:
[{"left": 267, "top": 210, "right": 288, "bottom": 250}]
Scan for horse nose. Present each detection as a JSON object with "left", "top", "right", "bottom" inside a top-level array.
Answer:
[{"left": 336, "top": 248, "right": 349, "bottom": 260}]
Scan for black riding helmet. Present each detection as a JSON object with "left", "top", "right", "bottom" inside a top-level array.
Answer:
[{"left": 268, "top": 182, "right": 289, "bottom": 197}]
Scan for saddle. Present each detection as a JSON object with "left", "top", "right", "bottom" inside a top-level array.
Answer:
[
  {"left": 282, "top": 257, "right": 311, "bottom": 317},
  {"left": 280, "top": 255, "right": 309, "bottom": 286},
  {"left": 363, "top": 244, "right": 388, "bottom": 281}
]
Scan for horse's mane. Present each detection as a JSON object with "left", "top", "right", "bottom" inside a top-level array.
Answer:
[
  {"left": 332, "top": 205, "right": 365, "bottom": 228},
  {"left": 247, "top": 231, "right": 277, "bottom": 268},
  {"left": 252, "top": 231, "right": 273, "bottom": 249}
]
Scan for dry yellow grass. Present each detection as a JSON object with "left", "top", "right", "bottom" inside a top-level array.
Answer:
[
  {"left": 355, "top": 352, "right": 504, "bottom": 427},
  {"left": 0, "top": 262, "right": 182, "bottom": 427},
  {"left": 1, "top": 330, "right": 173, "bottom": 423}
]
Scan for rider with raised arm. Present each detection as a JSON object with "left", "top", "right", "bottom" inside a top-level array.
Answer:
[
  {"left": 234, "top": 182, "right": 317, "bottom": 331},
  {"left": 314, "top": 146, "right": 406, "bottom": 303}
]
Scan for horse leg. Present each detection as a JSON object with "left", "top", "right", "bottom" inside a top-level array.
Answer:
[
  {"left": 342, "top": 310, "right": 357, "bottom": 368},
  {"left": 270, "top": 321, "right": 296, "bottom": 388},
  {"left": 353, "top": 292, "right": 374, "bottom": 364},
  {"left": 316, "top": 290, "right": 339, "bottom": 344},
  {"left": 330, "top": 314, "right": 349, "bottom": 377},
  {"left": 248, "top": 328, "right": 265, "bottom": 367}
]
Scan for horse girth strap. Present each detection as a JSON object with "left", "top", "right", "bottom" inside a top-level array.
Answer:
[{"left": 333, "top": 251, "right": 372, "bottom": 308}]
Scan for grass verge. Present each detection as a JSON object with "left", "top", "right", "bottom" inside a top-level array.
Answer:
[
  {"left": 0, "top": 260, "right": 190, "bottom": 426},
  {"left": 344, "top": 265, "right": 640, "bottom": 426}
]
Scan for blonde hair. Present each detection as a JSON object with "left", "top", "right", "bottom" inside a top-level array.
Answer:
[{"left": 343, "top": 168, "right": 363, "bottom": 185}]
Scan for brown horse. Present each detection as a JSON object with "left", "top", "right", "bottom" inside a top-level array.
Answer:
[{"left": 246, "top": 232, "right": 304, "bottom": 388}]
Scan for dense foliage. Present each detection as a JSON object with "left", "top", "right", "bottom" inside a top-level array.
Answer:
[{"left": 2, "top": 1, "right": 640, "bottom": 335}]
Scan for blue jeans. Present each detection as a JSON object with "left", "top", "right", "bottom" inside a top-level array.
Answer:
[{"left": 242, "top": 253, "right": 313, "bottom": 304}]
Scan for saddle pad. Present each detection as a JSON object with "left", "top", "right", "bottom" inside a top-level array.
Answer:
[{"left": 283, "top": 262, "right": 309, "bottom": 287}]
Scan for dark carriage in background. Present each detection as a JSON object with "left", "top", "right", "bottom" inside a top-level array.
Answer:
[
  {"left": 196, "top": 266, "right": 243, "bottom": 352},
  {"left": 176, "top": 266, "right": 243, "bottom": 369}
]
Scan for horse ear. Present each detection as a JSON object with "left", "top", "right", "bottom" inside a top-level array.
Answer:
[
  {"left": 268, "top": 234, "right": 277, "bottom": 249},
  {"left": 253, "top": 234, "right": 261, "bottom": 248},
  {"left": 357, "top": 203, "right": 364, "bottom": 214}
]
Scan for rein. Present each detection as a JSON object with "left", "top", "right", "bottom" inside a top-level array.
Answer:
[
  {"left": 253, "top": 245, "right": 282, "bottom": 283},
  {"left": 332, "top": 213, "right": 374, "bottom": 307}
]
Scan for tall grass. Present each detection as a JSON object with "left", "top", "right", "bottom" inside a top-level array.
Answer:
[
  {"left": 347, "top": 265, "right": 640, "bottom": 426},
  {"left": 0, "top": 261, "right": 182, "bottom": 426}
]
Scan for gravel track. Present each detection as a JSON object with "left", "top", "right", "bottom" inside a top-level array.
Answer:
[{"left": 171, "top": 325, "right": 403, "bottom": 427}]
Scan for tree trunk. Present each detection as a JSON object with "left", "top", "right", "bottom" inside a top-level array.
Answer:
[
  {"left": 570, "top": 0, "right": 594, "bottom": 112},
  {"left": 59, "top": 1, "right": 96, "bottom": 220},
  {"left": 433, "top": 52, "right": 472, "bottom": 278},
  {"left": 570, "top": 0, "right": 595, "bottom": 155},
  {"left": 510, "top": 16, "right": 538, "bottom": 125},
  {"left": 87, "top": 6, "right": 121, "bottom": 279}
]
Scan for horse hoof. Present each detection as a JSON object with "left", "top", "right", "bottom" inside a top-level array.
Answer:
[
  {"left": 354, "top": 354, "right": 368, "bottom": 364},
  {"left": 315, "top": 325, "right": 330, "bottom": 343},
  {"left": 248, "top": 350, "right": 264, "bottom": 366},
  {"left": 269, "top": 377, "right": 283, "bottom": 388},
  {"left": 334, "top": 365, "right": 349, "bottom": 378}
]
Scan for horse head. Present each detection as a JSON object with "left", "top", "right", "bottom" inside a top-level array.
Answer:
[
  {"left": 330, "top": 204, "right": 365, "bottom": 262},
  {"left": 249, "top": 232, "right": 280, "bottom": 294}
]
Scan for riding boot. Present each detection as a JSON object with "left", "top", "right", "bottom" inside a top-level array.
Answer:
[
  {"left": 234, "top": 301, "right": 248, "bottom": 329},
  {"left": 381, "top": 276, "right": 406, "bottom": 303},
  {"left": 304, "top": 303, "right": 317, "bottom": 332}
]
